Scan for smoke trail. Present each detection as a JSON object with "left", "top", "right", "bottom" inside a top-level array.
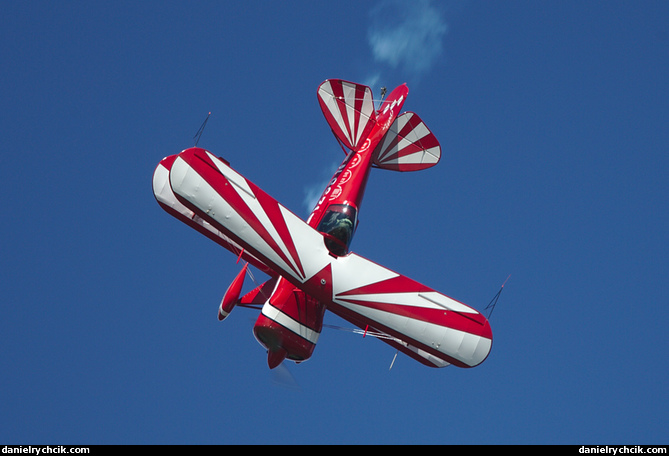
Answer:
[
  {"left": 367, "top": 0, "right": 448, "bottom": 78},
  {"left": 302, "top": 1, "right": 450, "bottom": 213},
  {"left": 302, "top": 160, "right": 339, "bottom": 214}
]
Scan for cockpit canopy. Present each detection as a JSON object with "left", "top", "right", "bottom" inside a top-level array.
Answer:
[{"left": 316, "top": 204, "right": 357, "bottom": 256}]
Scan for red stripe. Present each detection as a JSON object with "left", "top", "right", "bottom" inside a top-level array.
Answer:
[
  {"left": 338, "top": 273, "right": 431, "bottom": 296},
  {"left": 179, "top": 149, "right": 303, "bottom": 279},
  {"left": 250, "top": 181, "right": 305, "bottom": 279},
  {"left": 332, "top": 82, "right": 353, "bottom": 145},
  {"left": 353, "top": 83, "right": 368, "bottom": 144},
  {"left": 335, "top": 297, "right": 491, "bottom": 338},
  {"left": 336, "top": 273, "right": 490, "bottom": 336},
  {"left": 376, "top": 117, "right": 440, "bottom": 164}
]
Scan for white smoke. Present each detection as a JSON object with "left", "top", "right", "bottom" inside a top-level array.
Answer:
[
  {"left": 367, "top": 0, "right": 448, "bottom": 78},
  {"left": 302, "top": 1, "right": 449, "bottom": 213},
  {"left": 302, "top": 160, "right": 339, "bottom": 214}
]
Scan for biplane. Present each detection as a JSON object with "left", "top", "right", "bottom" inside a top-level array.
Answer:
[{"left": 152, "top": 79, "right": 492, "bottom": 369}]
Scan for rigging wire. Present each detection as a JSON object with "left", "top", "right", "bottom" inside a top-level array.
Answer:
[
  {"left": 193, "top": 112, "right": 211, "bottom": 146},
  {"left": 484, "top": 274, "right": 511, "bottom": 319}
]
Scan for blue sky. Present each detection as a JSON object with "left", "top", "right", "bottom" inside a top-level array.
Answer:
[{"left": 1, "top": 0, "right": 667, "bottom": 445}]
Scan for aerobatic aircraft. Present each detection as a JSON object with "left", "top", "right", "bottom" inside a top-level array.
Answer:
[{"left": 152, "top": 79, "right": 493, "bottom": 369}]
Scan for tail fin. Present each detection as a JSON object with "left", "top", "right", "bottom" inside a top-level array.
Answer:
[
  {"left": 317, "top": 79, "right": 377, "bottom": 151},
  {"left": 372, "top": 112, "right": 441, "bottom": 172}
]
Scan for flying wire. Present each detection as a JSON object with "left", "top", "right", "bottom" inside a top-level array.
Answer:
[
  {"left": 193, "top": 112, "right": 211, "bottom": 146},
  {"left": 484, "top": 274, "right": 511, "bottom": 319}
]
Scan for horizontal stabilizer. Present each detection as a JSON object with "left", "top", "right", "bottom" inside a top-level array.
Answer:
[
  {"left": 372, "top": 112, "right": 441, "bottom": 172},
  {"left": 317, "top": 79, "right": 377, "bottom": 151}
]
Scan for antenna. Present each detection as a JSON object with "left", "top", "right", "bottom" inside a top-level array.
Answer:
[{"left": 193, "top": 112, "right": 211, "bottom": 146}]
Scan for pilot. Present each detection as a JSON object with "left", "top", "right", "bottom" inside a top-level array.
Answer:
[{"left": 328, "top": 217, "right": 353, "bottom": 250}]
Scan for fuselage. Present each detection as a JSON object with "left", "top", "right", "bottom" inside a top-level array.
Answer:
[
  {"left": 253, "top": 83, "right": 410, "bottom": 367},
  {"left": 306, "top": 83, "right": 409, "bottom": 255}
]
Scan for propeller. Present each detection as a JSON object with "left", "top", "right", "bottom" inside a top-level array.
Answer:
[{"left": 269, "top": 360, "right": 302, "bottom": 391}]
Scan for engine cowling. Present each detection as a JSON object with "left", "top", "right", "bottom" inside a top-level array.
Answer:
[{"left": 253, "top": 277, "right": 326, "bottom": 369}]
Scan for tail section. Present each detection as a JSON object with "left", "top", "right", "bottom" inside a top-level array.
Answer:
[
  {"left": 372, "top": 111, "right": 441, "bottom": 172},
  {"left": 317, "top": 79, "right": 377, "bottom": 151},
  {"left": 318, "top": 79, "right": 440, "bottom": 171}
]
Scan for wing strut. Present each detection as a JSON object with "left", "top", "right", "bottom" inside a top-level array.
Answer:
[{"left": 389, "top": 351, "right": 398, "bottom": 371}]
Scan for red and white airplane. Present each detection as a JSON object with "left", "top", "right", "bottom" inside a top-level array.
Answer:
[{"left": 153, "top": 79, "right": 492, "bottom": 369}]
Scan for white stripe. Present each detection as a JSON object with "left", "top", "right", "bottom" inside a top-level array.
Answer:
[
  {"left": 377, "top": 114, "right": 434, "bottom": 164},
  {"left": 335, "top": 291, "right": 476, "bottom": 314},
  {"left": 331, "top": 254, "right": 399, "bottom": 295},
  {"left": 170, "top": 157, "right": 301, "bottom": 281},
  {"left": 319, "top": 82, "right": 353, "bottom": 146},
  {"left": 280, "top": 205, "right": 331, "bottom": 280},
  {"left": 205, "top": 152, "right": 304, "bottom": 279},
  {"left": 418, "top": 292, "right": 478, "bottom": 313},
  {"left": 319, "top": 80, "right": 375, "bottom": 149},
  {"left": 206, "top": 151, "right": 256, "bottom": 198},
  {"left": 261, "top": 303, "right": 321, "bottom": 345},
  {"left": 404, "top": 120, "right": 430, "bottom": 144},
  {"left": 338, "top": 292, "right": 435, "bottom": 309},
  {"left": 392, "top": 148, "right": 440, "bottom": 165},
  {"left": 377, "top": 114, "right": 410, "bottom": 162},
  {"left": 342, "top": 82, "right": 358, "bottom": 144},
  {"left": 353, "top": 87, "right": 374, "bottom": 147}
]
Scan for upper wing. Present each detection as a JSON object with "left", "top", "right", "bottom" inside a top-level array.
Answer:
[
  {"left": 152, "top": 154, "right": 275, "bottom": 277},
  {"left": 167, "top": 147, "right": 491, "bottom": 368},
  {"left": 317, "top": 79, "right": 377, "bottom": 151}
]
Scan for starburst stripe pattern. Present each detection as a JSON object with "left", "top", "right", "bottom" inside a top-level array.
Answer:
[
  {"left": 170, "top": 149, "right": 330, "bottom": 283},
  {"left": 168, "top": 148, "right": 491, "bottom": 367},
  {"left": 317, "top": 79, "right": 377, "bottom": 151},
  {"left": 330, "top": 254, "right": 492, "bottom": 367},
  {"left": 152, "top": 155, "right": 272, "bottom": 275},
  {"left": 372, "top": 112, "right": 441, "bottom": 171}
]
